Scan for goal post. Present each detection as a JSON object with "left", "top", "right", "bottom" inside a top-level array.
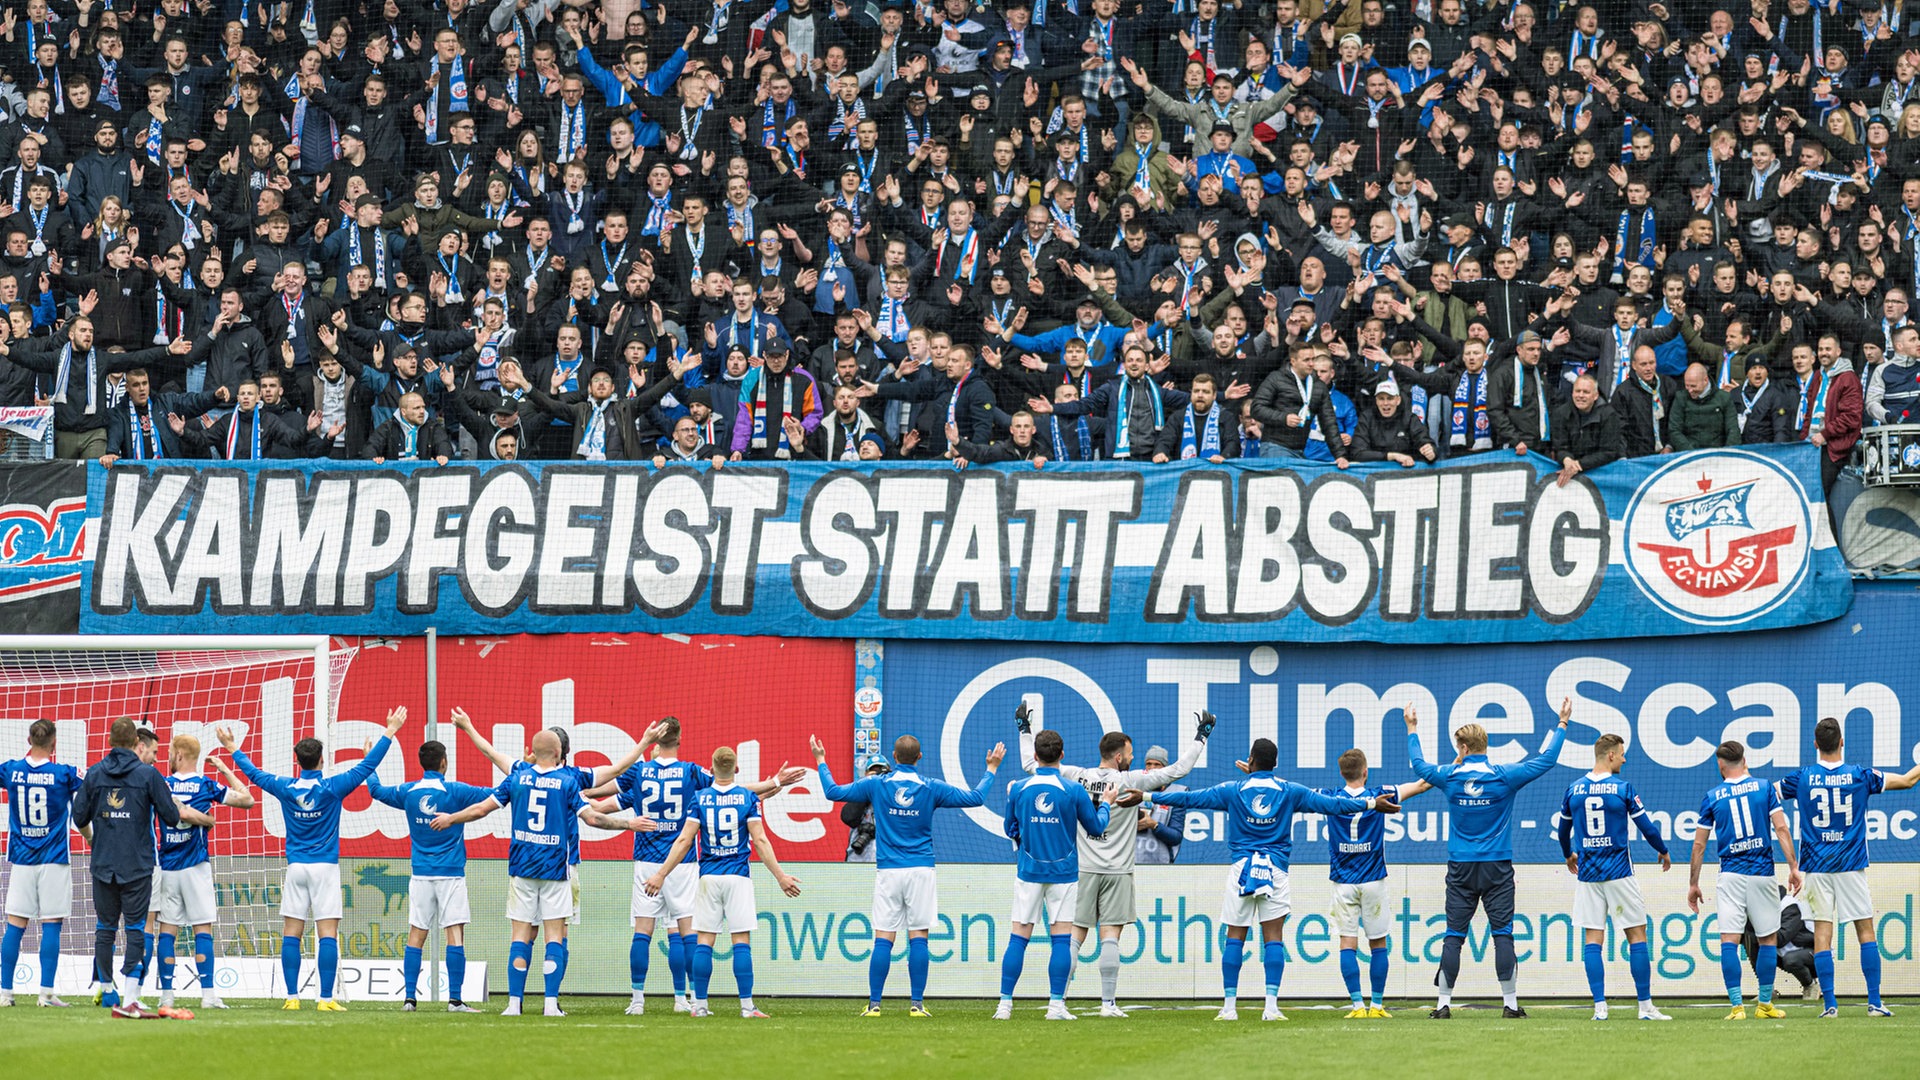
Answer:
[{"left": 0, "top": 635, "right": 358, "bottom": 1001}]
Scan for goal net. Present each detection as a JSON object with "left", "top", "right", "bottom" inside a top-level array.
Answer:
[{"left": 0, "top": 636, "right": 354, "bottom": 1001}]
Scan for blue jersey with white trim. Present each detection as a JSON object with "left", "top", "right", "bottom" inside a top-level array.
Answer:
[
  {"left": 1699, "top": 774, "right": 1781, "bottom": 877},
  {"left": 1558, "top": 773, "right": 1667, "bottom": 883},
  {"left": 615, "top": 758, "right": 713, "bottom": 864},
  {"left": 234, "top": 738, "right": 392, "bottom": 864},
  {"left": 1776, "top": 762, "right": 1885, "bottom": 874},
  {"left": 819, "top": 762, "right": 994, "bottom": 870},
  {"left": 689, "top": 783, "right": 761, "bottom": 877},
  {"left": 492, "top": 765, "right": 585, "bottom": 881},
  {"left": 1156, "top": 774, "right": 1366, "bottom": 870},
  {"left": 1408, "top": 728, "right": 1567, "bottom": 862},
  {"left": 1003, "top": 769, "right": 1109, "bottom": 883},
  {"left": 1315, "top": 784, "right": 1397, "bottom": 884},
  {"left": 157, "top": 773, "right": 228, "bottom": 872},
  {"left": 3, "top": 757, "right": 82, "bottom": 866},
  {"left": 368, "top": 773, "right": 498, "bottom": 877}
]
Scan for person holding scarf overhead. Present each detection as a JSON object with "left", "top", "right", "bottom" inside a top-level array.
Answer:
[
  {"left": 730, "top": 340, "right": 823, "bottom": 460},
  {"left": 1036, "top": 345, "right": 1192, "bottom": 461},
  {"left": 1154, "top": 372, "right": 1240, "bottom": 462}
]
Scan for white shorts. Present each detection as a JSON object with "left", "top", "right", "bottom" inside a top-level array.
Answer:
[
  {"left": 280, "top": 863, "right": 344, "bottom": 923},
  {"left": 1330, "top": 879, "right": 1390, "bottom": 939},
  {"left": 155, "top": 863, "right": 217, "bottom": 927},
  {"left": 1716, "top": 872, "right": 1782, "bottom": 937},
  {"left": 1221, "top": 861, "right": 1291, "bottom": 928},
  {"left": 1803, "top": 871, "right": 1875, "bottom": 925},
  {"left": 1011, "top": 879, "right": 1077, "bottom": 927},
  {"left": 567, "top": 864, "right": 581, "bottom": 926},
  {"left": 873, "top": 867, "right": 938, "bottom": 934},
  {"left": 694, "top": 874, "right": 757, "bottom": 934},
  {"left": 3, "top": 862, "right": 72, "bottom": 921},
  {"left": 632, "top": 861, "right": 697, "bottom": 922},
  {"left": 1572, "top": 877, "right": 1648, "bottom": 931},
  {"left": 409, "top": 877, "right": 472, "bottom": 931},
  {"left": 507, "top": 876, "right": 572, "bottom": 924}
]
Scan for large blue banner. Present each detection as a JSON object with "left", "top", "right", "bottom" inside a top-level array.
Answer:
[
  {"left": 880, "top": 581, "right": 1920, "bottom": 865},
  {"left": 80, "top": 445, "right": 1850, "bottom": 642}
]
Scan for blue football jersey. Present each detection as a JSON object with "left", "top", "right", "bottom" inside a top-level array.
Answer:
[
  {"left": 1157, "top": 774, "right": 1365, "bottom": 870},
  {"left": 3, "top": 757, "right": 83, "bottom": 866},
  {"left": 368, "top": 773, "right": 498, "bottom": 878},
  {"left": 1003, "top": 769, "right": 1109, "bottom": 884},
  {"left": 235, "top": 738, "right": 392, "bottom": 864},
  {"left": 1409, "top": 728, "right": 1567, "bottom": 862},
  {"left": 819, "top": 762, "right": 994, "bottom": 870},
  {"left": 1559, "top": 773, "right": 1667, "bottom": 883},
  {"left": 1699, "top": 775, "right": 1782, "bottom": 877},
  {"left": 1776, "top": 762, "right": 1886, "bottom": 874},
  {"left": 689, "top": 784, "right": 761, "bottom": 877},
  {"left": 157, "top": 773, "right": 228, "bottom": 872},
  {"left": 615, "top": 758, "right": 713, "bottom": 864},
  {"left": 493, "top": 765, "right": 585, "bottom": 882},
  {"left": 1316, "top": 784, "right": 1397, "bottom": 884}
]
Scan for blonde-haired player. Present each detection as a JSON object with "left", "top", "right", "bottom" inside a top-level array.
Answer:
[{"left": 152, "top": 734, "right": 253, "bottom": 1011}]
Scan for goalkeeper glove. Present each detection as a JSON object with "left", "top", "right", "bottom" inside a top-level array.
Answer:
[
  {"left": 1015, "top": 702, "right": 1032, "bottom": 734},
  {"left": 1194, "top": 710, "right": 1217, "bottom": 741}
]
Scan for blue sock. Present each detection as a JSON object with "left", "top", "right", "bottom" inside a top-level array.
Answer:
[
  {"left": 867, "top": 938, "right": 892, "bottom": 1005},
  {"left": 667, "top": 933, "right": 688, "bottom": 995},
  {"left": 1262, "top": 942, "right": 1286, "bottom": 997},
  {"left": 157, "top": 933, "right": 177, "bottom": 991},
  {"left": 630, "top": 933, "right": 651, "bottom": 992},
  {"left": 732, "top": 943, "right": 753, "bottom": 1005},
  {"left": 999, "top": 934, "right": 1029, "bottom": 998},
  {"left": 1815, "top": 949, "right": 1836, "bottom": 1010},
  {"left": 1, "top": 922, "right": 22, "bottom": 991},
  {"left": 1369, "top": 947, "right": 1389, "bottom": 1006},
  {"left": 543, "top": 941, "right": 565, "bottom": 999},
  {"left": 1222, "top": 937, "right": 1245, "bottom": 1000},
  {"left": 1339, "top": 947, "right": 1361, "bottom": 1004},
  {"left": 908, "top": 936, "right": 930, "bottom": 1004},
  {"left": 1629, "top": 941, "right": 1652, "bottom": 1003},
  {"left": 1583, "top": 943, "right": 1606, "bottom": 1003},
  {"left": 1047, "top": 934, "right": 1072, "bottom": 1000},
  {"left": 280, "top": 936, "right": 301, "bottom": 999},
  {"left": 403, "top": 945, "right": 422, "bottom": 1000},
  {"left": 194, "top": 932, "right": 215, "bottom": 995},
  {"left": 691, "top": 942, "right": 713, "bottom": 1001},
  {"left": 1756, "top": 944, "right": 1776, "bottom": 1004},
  {"left": 1862, "top": 942, "right": 1884, "bottom": 1008},
  {"left": 317, "top": 936, "right": 338, "bottom": 1000},
  {"left": 36, "top": 922, "right": 57, "bottom": 991},
  {"left": 507, "top": 940, "right": 531, "bottom": 1001},
  {"left": 445, "top": 945, "right": 467, "bottom": 1004},
  {"left": 1720, "top": 941, "right": 1744, "bottom": 1006}
]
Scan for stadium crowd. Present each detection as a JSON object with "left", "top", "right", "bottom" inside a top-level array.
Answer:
[{"left": 0, "top": 0, "right": 1912, "bottom": 499}]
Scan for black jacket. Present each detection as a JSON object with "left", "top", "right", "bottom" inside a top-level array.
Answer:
[
  {"left": 1549, "top": 399, "right": 1625, "bottom": 472},
  {"left": 71, "top": 747, "right": 180, "bottom": 883}
]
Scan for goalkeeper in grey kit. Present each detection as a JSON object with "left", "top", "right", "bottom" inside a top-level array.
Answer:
[{"left": 1015, "top": 702, "right": 1218, "bottom": 1016}]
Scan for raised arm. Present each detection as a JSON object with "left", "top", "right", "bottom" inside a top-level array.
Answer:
[
  {"left": 1404, "top": 704, "right": 1448, "bottom": 785},
  {"left": 449, "top": 706, "right": 517, "bottom": 775},
  {"left": 935, "top": 743, "right": 1006, "bottom": 807},
  {"left": 748, "top": 816, "right": 802, "bottom": 897},
  {"left": 1507, "top": 698, "right": 1572, "bottom": 786},
  {"left": 208, "top": 754, "right": 254, "bottom": 808},
  {"left": 1147, "top": 779, "right": 1234, "bottom": 811},
  {"left": 219, "top": 725, "right": 295, "bottom": 800},
  {"left": 1123, "top": 711, "right": 1216, "bottom": 790},
  {"left": 1884, "top": 763, "right": 1920, "bottom": 791},
  {"left": 811, "top": 734, "right": 869, "bottom": 804},
  {"left": 328, "top": 706, "right": 407, "bottom": 796},
  {"left": 588, "top": 719, "right": 668, "bottom": 787},
  {"left": 430, "top": 795, "right": 501, "bottom": 830}
]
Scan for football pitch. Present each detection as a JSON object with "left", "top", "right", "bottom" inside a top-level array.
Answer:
[{"left": 4, "top": 997, "right": 1910, "bottom": 1079}]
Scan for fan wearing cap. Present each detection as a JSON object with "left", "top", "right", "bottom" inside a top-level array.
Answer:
[
  {"left": 729, "top": 339, "right": 824, "bottom": 461},
  {"left": 315, "top": 195, "right": 401, "bottom": 298},
  {"left": 1185, "top": 122, "right": 1257, "bottom": 197},
  {"left": 1349, "top": 376, "right": 1436, "bottom": 467},
  {"left": 440, "top": 359, "right": 536, "bottom": 461},
  {"left": 67, "top": 120, "right": 132, "bottom": 228}
]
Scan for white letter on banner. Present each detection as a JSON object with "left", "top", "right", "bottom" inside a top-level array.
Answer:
[
  {"left": 1637, "top": 683, "right": 1717, "bottom": 769},
  {"left": 1429, "top": 470, "right": 1465, "bottom": 614},
  {"left": 96, "top": 470, "right": 188, "bottom": 610},
  {"left": 1145, "top": 659, "right": 1237, "bottom": 768},
  {"left": 1817, "top": 683, "right": 1906, "bottom": 767},
  {"left": 1545, "top": 658, "right": 1631, "bottom": 768},
  {"left": 1723, "top": 683, "right": 1801, "bottom": 768},
  {"left": 795, "top": 474, "right": 877, "bottom": 617},
  {"left": 1448, "top": 683, "right": 1535, "bottom": 764},
  {"left": 175, "top": 472, "right": 245, "bottom": 608},
  {"left": 1232, "top": 474, "right": 1301, "bottom": 616},
  {"left": 404, "top": 472, "right": 472, "bottom": 608},
  {"left": 1463, "top": 468, "right": 1526, "bottom": 614},
  {"left": 465, "top": 469, "right": 537, "bottom": 613},
  {"left": 251, "top": 475, "right": 351, "bottom": 609},
  {"left": 875, "top": 475, "right": 950, "bottom": 616},
  {"left": 1527, "top": 479, "right": 1606, "bottom": 618},
  {"left": 537, "top": 472, "right": 604, "bottom": 608},
  {"left": 600, "top": 472, "right": 640, "bottom": 608},
  {"left": 1150, "top": 473, "right": 1232, "bottom": 619},
  {"left": 1300, "top": 480, "right": 1373, "bottom": 621},
  {"left": 925, "top": 474, "right": 1007, "bottom": 617},
  {"left": 1008, "top": 475, "right": 1139, "bottom": 619},
  {"left": 340, "top": 475, "right": 413, "bottom": 608},
  {"left": 1297, "top": 683, "right": 1438, "bottom": 770},
  {"left": 634, "top": 472, "right": 710, "bottom": 614},
  {"left": 708, "top": 471, "right": 784, "bottom": 612},
  {"left": 1064, "top": 479, "right": 1139, "bottom": 617},
  {"left": 1371, "top": 474, "right": 1439, "bottom": 618}
]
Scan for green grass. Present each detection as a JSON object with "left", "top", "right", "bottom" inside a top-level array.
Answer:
[{"left": 4, "top": 996, "right": 1909, "bottom": 1079}]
